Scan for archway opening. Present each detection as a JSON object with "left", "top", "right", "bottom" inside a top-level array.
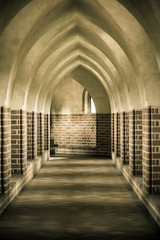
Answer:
[{"left": 50, "top": 77, "right": 111, "bottom": 157}]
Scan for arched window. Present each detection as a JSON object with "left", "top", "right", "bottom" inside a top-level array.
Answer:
[
  {"left": 91, "top": 97, "right": 96, "bottom": 113},
  {"left": 82, "top": 89, "right": 87, "bottom": 113},
  {"left": 82, "top": 89, "right": 96, "bottom": 114}
]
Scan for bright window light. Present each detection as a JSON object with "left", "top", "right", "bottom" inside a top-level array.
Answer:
[{"left": 91, "top": 98, "right": 96, "bottom": 113}]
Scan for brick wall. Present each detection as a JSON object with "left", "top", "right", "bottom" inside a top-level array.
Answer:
[
  {"left": 50, "top": 114, "right": 111, "bottom": 156},
  {"left": 0, "top": 107, "right": 11, "bottom": 193},
  {"left": 11, "top": 110, "right": 27, "bottom": 174}
]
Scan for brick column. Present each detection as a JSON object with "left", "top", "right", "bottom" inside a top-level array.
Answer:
[
  {"left": 125, "top": 112, "right": 129, "bottom": 164},
  {"left": 11, "top": 110, "right": 27, "bottom": 174},
  {"left": 21, "top": 110, "right": 27, "bottom": 173},
  {"left": 135, "top": 111, "right": 143, "bottom": 175},
  {"left": 44, "top": 114, "right": 50, "bottom": 151},
  {"left": 115, "top": 113, "right": 120, "bottom": 157},
  {"left": 97, "top": 114, "right": 111, "bottom": 157},
  {"left": 0, "top": 107, "right": 1, "bottom": 192},
  {"left": 0, "top": 107, "right": 11, "bottom": 194},
  {"left": 129, "top": 110, "right": 143, "bottom": 176},
  {"left": 151, "top": 107, "right": 160, "bottom": 193},
  {"left": 143, "top": 107, "right": 160, "bottom": 193},
  {"left": 111, "top": 113, "right": 114, "bottom": 152},
  {"left": 120, "top": 112, "right": 125, "bottom": 165},
  {"left": 37, "top": 113, "right": 44, "bottom": 156},
  {"left": 48, "top": 114, "right": 50, "bottom": 153},
  {"left": 32, "top": 111, "right": 37, "bottom": 159},
  {"left": 129, "top": 110, "right": 135, "bottom": 175},
  {"left": 120, "top": 111, "right": 129, "bottom": 165},
  {"left": 27, "top": 111, "right": 37, "bottom": 160},
  {"left": 27, "top": 112, "right": 32, "bottom": 160}
]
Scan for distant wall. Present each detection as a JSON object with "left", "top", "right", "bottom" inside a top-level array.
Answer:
[{"left": 50, "top": 114, "right": 111, "bottom": 156}]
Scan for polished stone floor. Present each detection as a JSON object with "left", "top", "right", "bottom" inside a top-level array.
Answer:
[{"left": 0, "top": 156, "right": 159, "bottom": 240}]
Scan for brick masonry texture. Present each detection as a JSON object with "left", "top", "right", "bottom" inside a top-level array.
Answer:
[
  {"left": 0, "top": 107, "right": 1, "bottom": 192},
  {"left": 143, "top": 107, "right": 152, "bottom": 193},
  {"left": 111, "top": 113, "right": 114, "bottom": 152},
  {"left": 27, "top": 112, "right": 32, "bottom": 159},
  {"left": 135, "top": 111, "right": 142, "bottom": 175},
  {"left": 27, "top": 112, "right": 37, "bottom": 159},
  {"left": 96, "top": 114, "right": 111, "bottom": 156},
  {"left": 129, "top": 111, "right": 142, "bottom": 176},
  {"left": 44, "top": 114, "right": 50, "bottom": 151},
  {"left": 11, "top": 110, "right": 27, "bottom": 174},
  {"left": 114, "top": 113, "right": 120, "bottom": 157},
  {"left": 50, "top": 114, "right": 111, "bottom": 156},
  {"left": 151, "top": 107, "right": 160, "bottom": 193},
  {"left": 37, "top": 113, "right": 44, "bottom": 156},
  {"left": 120, "top": 112, "right": 129, "bottom": 165},
  {"left": 120, "top": 112, "right": 125, "bottom": 165},
  {"left": 0, "top": 107, "right": 11, "bottom": 194},
  {"left": 143, "top": 107, "right": 160, "bottom": 193},
  {"left": 0, "top": 107, "right": 1, "bottom": 193},
  {"left": 125, "top": 112, "right": 129, "bottom": 164},
  {"left": 32, "top": 112, "right": 37, "bottom": 159}
]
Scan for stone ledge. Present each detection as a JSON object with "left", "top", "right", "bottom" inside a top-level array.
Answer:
[
  {"left": 112, "top": 152, "right": 160, "bottom": 226},
  {"left": 0, "top": 150, "right": 50, "bottom": 214}
]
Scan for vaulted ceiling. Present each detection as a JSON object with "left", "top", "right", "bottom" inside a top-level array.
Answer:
[{"left": 0, "top": 0, "right": 160, "bottom": 113}]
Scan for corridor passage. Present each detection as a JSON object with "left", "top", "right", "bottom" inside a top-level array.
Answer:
[{"left": 0, "top": 156, "right": 159, "bottom": 240}]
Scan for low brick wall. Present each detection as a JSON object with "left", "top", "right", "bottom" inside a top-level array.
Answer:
[{"left": 50, "top": 114, "right": 111, "bottom": 156}]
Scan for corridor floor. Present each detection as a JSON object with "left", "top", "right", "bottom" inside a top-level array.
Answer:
[{"left": 0, "top": 156, "right": 159, "bottom": 240}]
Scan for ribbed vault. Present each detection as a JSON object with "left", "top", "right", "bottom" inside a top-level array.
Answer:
[{"left": 0, "top": 0, "right": 160, "bottom": 113}]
